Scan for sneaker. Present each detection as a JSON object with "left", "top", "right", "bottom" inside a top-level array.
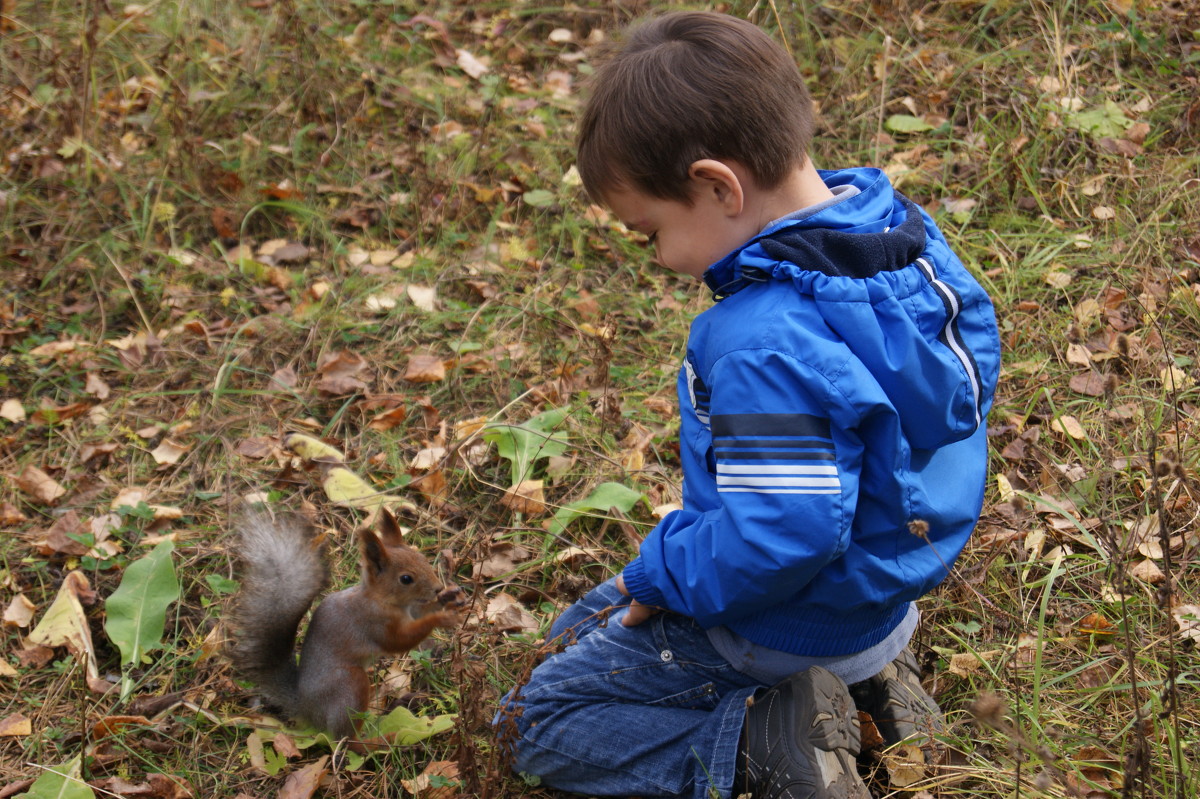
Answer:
[
  {"left": 848, "top": 647, "right": 944, "bottom": 757},
  {"left": 737, "top": 666, "right": 869, "bottom": 799}
]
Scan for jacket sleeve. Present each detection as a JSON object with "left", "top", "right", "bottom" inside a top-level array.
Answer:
[{"left": 621, "top": 347, "right": 868, "bottom": 628}]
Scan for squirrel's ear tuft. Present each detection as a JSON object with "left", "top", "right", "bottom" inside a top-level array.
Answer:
[
  {"left": 376, "top": 508, "right": 405, "bottom": 546},
  {"left": 359, "top": 528, "right": 388, "bottom": 576}
]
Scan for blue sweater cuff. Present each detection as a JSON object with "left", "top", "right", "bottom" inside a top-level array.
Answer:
[{"left": 621, "top": 558, "right": 667, "bottom": 609}]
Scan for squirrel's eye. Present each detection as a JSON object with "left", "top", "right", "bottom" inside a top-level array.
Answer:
[{"left": 400, "top": 574, "right": 414, "bottom": 585}]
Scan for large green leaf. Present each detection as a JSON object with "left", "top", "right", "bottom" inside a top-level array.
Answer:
[
  {"left": 103, "top": 540, "right": 180, "bottom": 697},
  {"left": 374, "top": 706, "right": 456, "bottom": 744},
  {"left": 547, "top": 482, "right": 646, "bottom": 535},
  {"left": 483, "top": 407, "right": 570, "bottom": 486},
  {"left": 17, "top": 755, "right": 95, "bottom": 799}
]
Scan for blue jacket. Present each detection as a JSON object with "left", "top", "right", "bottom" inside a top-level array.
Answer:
[{"left": 621, "top": 168, "right": 1000, "bottom": 656}]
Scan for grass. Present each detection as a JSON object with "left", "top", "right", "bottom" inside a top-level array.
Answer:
[{"left": 2, "top": 0, "right": 1199, "bottom": 797}]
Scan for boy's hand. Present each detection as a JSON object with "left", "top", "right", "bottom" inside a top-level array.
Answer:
[{"left": 615, "top": 574, "right": 660, "bottom": 627}]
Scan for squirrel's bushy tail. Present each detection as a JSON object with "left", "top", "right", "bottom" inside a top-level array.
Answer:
[{"left": 228, "top": 512, "right": 328, "bottom": 716}]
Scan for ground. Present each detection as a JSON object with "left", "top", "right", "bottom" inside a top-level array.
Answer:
[{"left": 1, "top": 0, "right": 1198, "bottom": 797}]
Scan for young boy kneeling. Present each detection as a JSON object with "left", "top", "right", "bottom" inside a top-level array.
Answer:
[{"left": 501, "top": 11, "right": 1000, "bottom": 799}]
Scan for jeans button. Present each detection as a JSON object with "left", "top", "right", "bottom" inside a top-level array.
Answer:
[{"left": 660, "top": 649, "right": 673, "bottom": 663}]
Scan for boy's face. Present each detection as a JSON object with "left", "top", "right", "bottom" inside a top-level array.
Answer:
[{"left": 605, "top": 178, "right": 755, "bottom": 279}]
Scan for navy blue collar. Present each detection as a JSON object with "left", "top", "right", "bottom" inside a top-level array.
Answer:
[{"left": 702, "top": 195, "right": 927, "bottom": 299}]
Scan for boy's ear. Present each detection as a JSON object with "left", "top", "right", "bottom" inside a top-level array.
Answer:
[{"left": 688, "top": 159, "right": 744, "bottom": 216}]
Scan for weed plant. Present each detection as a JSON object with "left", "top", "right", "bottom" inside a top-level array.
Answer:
[{"left": 1, "top": 0, "right": 1198, "bottom": 797}]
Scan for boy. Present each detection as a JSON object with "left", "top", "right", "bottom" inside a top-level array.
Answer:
[{"left": 501, "top": 11, "right": 999, "bottom": 799}]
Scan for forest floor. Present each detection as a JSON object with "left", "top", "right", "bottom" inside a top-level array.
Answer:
[{"left": 2, "top": 0, "right": 1199, "bottom": 797}]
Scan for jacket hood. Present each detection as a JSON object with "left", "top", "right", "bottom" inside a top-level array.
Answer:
[{"left": 701, "top": 168, "right": 996, "bottom": 450}]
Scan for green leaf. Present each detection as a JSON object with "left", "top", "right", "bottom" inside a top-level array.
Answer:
[
  {"left": 1064, "top": 101, "right": 1133, "bottom": 139},
  {"left": 373, "top": 706, "right": 456, "bottom": 744},
  {"left": 104, "top": 540, "right": 180, "bottom": 697},
  {"left": 483, "top": 408, "right": 570, "bottom": 486},
  {"left": 884, "top": 114, "right": 934, "bottom": 133},
  {"left": 522, "top": 189, "right": 556, "bottom": 207},
  {"left": 547, "top": 482, "right": 646, "bottom": 535},
  {"left": 18, "top": 755, "right": 95, "bottom": 799}
]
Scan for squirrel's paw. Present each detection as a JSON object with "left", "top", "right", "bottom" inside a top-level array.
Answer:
[{"left": 437, "top": 585, "right": 468, "bottom": 609}]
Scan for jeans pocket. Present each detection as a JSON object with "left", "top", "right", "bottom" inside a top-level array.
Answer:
[{"left": 647, "top": 679, "right": 720, "bottom": 710}]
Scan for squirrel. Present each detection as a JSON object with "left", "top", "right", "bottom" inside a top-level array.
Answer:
[{"left": 228, "top": 507, "right": 465, "bottom": 746}]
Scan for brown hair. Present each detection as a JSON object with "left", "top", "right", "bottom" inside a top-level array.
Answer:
[{"left": 576, "top": 11, "right": 815, "bottom": 205}]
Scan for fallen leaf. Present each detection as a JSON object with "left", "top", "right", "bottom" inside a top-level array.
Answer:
[
  {"left": 407, "top": 284, "right": 437, "bottom": 311},
  {"left": 1, "top": 398, "right": 26, "bottom": 422},
  {"left": 404, "top": 353, "right": 446, "bottom": 383},
  {"left": 1050, "top": 415, "right": 1087, "bottom": 440},
  {"left": 29, "top": 339, "right": 79, "bottom": 358},
  {"left": 283, "top": 432, "right": 345, "bottom": 462},
  {"left": 84, "top": 371, "right": 111, "bottom": 399},
  {"left": 150, "top": 439, "right": 189, "bottom": 466},
  {"left": 947, "top": 649, "right": 1002, "bottom": 677},
  {"left": 1129, "top": 559, "right": 1165, "bottom": 584},
  {"left": 411, "top": 446, "right": 446, "bottom": 471},
  {"left": 1069, "top": 372, "right": 1111, "bottom": 396},
  {"left": 473, "top": 541, "right": 532, "bottom": 579},
  {"left": 3, "top": 593, "right": 35, "bottom": 628},
  {"left": 1172, "top": 604, "right": 1200, "bottom": 643},
  {"left": 456, "top": 48, "right": 489, "bottom": 79},
  {"left": 315, "top": 350, "right": 372, "bottom": 396},
  {"left": 485, "top": 592, "right": 539, "bottom": 634},
  {"left": 0, "top": 713, "right": 32, "bottom": 737},
  {"left": 401, "top": 760, "right": 460, "bottom": 799},
  {"left": 26, "top": 571, "right": 112, "bottom": 693},
  {"left": 1078, "top": 612, "right": 1115, "bottom": 635},
  {"left": 15, "top": 465, "right": 66, "bottom": 504},
  {"left": 278, "top": 755, "right": 329, "bottom": 799},
  {"left": 500, "top": 479, "right": 546, "bottom": 515}
]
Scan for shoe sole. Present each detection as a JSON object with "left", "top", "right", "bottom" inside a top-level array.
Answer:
[{"left": 743, "top": 667, "right": 869, "bottom": 799}]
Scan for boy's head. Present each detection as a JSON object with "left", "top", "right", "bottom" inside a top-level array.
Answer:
[{"left": 576, "top": 11, "right": 815, "bottom": 206}]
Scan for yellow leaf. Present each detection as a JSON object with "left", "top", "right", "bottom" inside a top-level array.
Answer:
[
  {"left": 0, "top": 714, "right": 32, "bottom": 738},
  {"left": 1050, "top": 415, "right": 1087, "bottom": 440},
  {"left": 283, "top": 432, "right": 345, "bottom": 462}
]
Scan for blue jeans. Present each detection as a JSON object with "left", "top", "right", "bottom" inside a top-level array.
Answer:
[{"left": 500, "top": 578, "right": 763, "bottom": 798}]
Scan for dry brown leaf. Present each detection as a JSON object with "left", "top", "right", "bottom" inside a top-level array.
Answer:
[
  {"left": 3, "top": 593, "right": 35, "bottom": 628},
  {"left": 0, "top": 713, "right": 32, "bottom": 738},
  {"left": 500, "top": 479, "right": 546, "bottom": 515},
  {"left": 80, "top": 441, "right": 120, "bottom": 463},
  {"left": 91, "top": 715, "right": 153, "bottom": 741},
  {"left": 947, "top": 649, "right": 1002, "bottom": 677},
  {"left": 150, "top": 439, "right": 189, "bottom": 466},
  {"left": 15, "top": 465, "right": 66, "bottom": 505},
  {"left": 401, "top": 760, "right": 460, "bottom": 799},
  {"left": 112, "top": 486, "right": 148, "bottom": 510},
  {"left": 473, "top": 541, "right": 533, "bottom": 579},
  {"left": 316, "top": 350, "right": 372, "bottom": 395},
  {"left": 235, "top": 436, "right": 274, "bottom": 460},
  {"left": 404, "top": 354, "right": 446, "bottom": 383},
  {"left": 278, "top": 755, "right": 329, "bottom": 799},
  {"left": 367, "top": 405, "right": 408, "bottom": 432},
  {"left": 29, "top": 339, "right": 79, "bottom": 358},
  {"left": 1172, "top": 604, "right": 1200, "bottom": 643},
  {"left": 1129, "top": 559, "right": 1165, "bottom": 584},
  {"left": 485, "top": 592, "right": 539, "bottom": 634},
  {"left": 31, "top": 400, "right": 91, "bottom": 425},
  {"left": 85, "top": 371, "right": 111, "bottom": 399},
  {"left": 1069, "top": 372, "right": 1111, "bottom": 396}
]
